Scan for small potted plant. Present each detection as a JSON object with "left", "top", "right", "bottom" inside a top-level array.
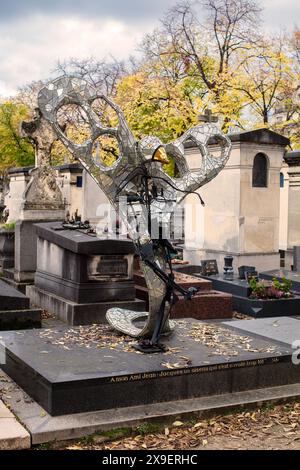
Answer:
[{"left": 248, "top": 276, "right": 293, "bottom": 300}]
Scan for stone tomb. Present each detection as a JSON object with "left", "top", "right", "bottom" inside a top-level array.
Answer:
[
  {"left": 198, "top": 273, "right": 300, "bottom": 317},
  {"left": 0, "top": 280, "right": 41, "bottom": 330},
  {"left": 27, "top": 222, "right": 145, "bottom": 325},
  {"left": 223, "top": 316, "right": 300, "bottom": 347},
  {"left": 134, "top": 269, "right": 233, "bottom": 320},
  {"left": 0, "top": 318, "right": 298, "bottom": 416}
]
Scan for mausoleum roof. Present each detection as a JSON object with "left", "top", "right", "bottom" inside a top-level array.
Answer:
[
  {"left": 8, "top": 166, "right": 34, "bottom": 175},
  {"left": 184, "top": 127, "right": 290, "bottom": 148},
  {"left": 55, "top": 163, "right": 83, "bottom": 173},
  {"left": 228, "top": 128, "right": 290, "bottom": 146},
  {"left": 284, "top": 150, "right": 300, "bottom": 166}
]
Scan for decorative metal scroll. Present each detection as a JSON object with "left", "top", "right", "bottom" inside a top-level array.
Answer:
[{"left": 38, "top": 76, "right": 232, "bottom": 352}]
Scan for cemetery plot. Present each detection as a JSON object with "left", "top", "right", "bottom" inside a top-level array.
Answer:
[
  {"left": 198, "top": 273, "right": 300, "bottom": 318},
  {"left": 0, "top": 319, "right": 298, "bottom": 416}
]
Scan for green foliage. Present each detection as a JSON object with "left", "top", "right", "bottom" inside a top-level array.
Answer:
[
  {"left": 249, "top": 276, "right": 293, "bottom": 299},
  {"left": 272, "top": 276, "right": 292, "bottom": 294},
  {"left": 0, "top": 222, "right": 16, "bottom": 230},
  {"left": 248, "top": 277, "right": 268, "bottom": 298},
  {"left": 0, "top": 101, "right": 35, "bottom": 174},
  {"left": 136, "top": 422, "right": 164, "bottom": 436},
  {"left": 116, "top": 70, "right": 198, "bottom": 143}
]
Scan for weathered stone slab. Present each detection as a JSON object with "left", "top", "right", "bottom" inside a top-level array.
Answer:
[
  {"left": 135, "top": 271, "right": 233, "bottom": 320},
  {"left": 35, "top": 222, "right": 135, "bottom": 255},
  {"left": 0, "top": 279, "right": 29, "bottom": 311},
  {"left": 0, "top": 309, "right": 41, "bottom": 331},
  {"left": 223, "top": 317, "right": 300, "bottom": 347},
  {"left": 0, "top": 400, "right": 30, "bottom": 450},
  {"left": 198, "top": 274, "right": 252, "bottom": 297},
  {"left": 0, "top": 229, "right": 14, "bottom": 271},
  {"left": 27, "top": 285, "right": 145, "bottom": 325},
  {"left": 0, "top": 280, "right": 41, "bottom": 330}
]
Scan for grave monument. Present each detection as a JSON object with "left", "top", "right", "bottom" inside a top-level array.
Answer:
[
  {"left": 10, "top": 107, "right": 65, "bottom": 291},
  {"left": 38, "top": 76, "right": 231, "bottom": 352}
]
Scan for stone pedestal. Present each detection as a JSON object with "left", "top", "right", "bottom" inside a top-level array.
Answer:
[
  {"left": 4, "top": 167, "right": 33, "bottom": 223},
  {"left": 27, "top": 222, "right": 145, "bottom": 325},
  {"left": 13, "top": 214, "right": 65, "bottom": 290},
  {"left": 9, "top": 164, "right": 66, "bottom": 291}
]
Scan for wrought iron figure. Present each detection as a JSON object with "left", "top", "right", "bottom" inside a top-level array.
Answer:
[{"left": 38, "top": 77, "right": 232, "bottom": 353}]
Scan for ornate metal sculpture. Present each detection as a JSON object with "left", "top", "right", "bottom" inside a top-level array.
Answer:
[{"left": 38, "top": 76, "right": 232, "bottom": 353}]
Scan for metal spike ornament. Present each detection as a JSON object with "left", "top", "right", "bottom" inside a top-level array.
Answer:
[{"left": 38, "top": 77, "right": 232, "bottom": 353}]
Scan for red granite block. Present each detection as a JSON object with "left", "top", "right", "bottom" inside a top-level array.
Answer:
[
  {"left": 134, "top": 271, "right": 233, "bottom": 320},
  {"left": 170, "top": 291, "right": 233, "bottom": 320}
]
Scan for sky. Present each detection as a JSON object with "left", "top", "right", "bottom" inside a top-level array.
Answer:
[{"left": 0, "top": 0, "right": 299, "bottom": 97}]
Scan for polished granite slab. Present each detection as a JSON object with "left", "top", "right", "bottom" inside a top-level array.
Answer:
[{"left": 0, "top": 319, "right": 298, "bottom": 416}]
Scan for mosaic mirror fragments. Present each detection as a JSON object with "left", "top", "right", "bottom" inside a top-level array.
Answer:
[{"left": 38, "top": 76, "right": 232, "bottom": 352}]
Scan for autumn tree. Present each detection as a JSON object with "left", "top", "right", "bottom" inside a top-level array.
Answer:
[
  {"left": 116, "top": 69, "right": 199, "bottom": 142},
  {"left": 140, "top": 0, "right": 262, "bottom": 128},
  {"left": 55, "top": 57, "right": 130, "bottom": 97},
  {"left": 231, "top": 37, "right": 292, "bottom": 125},
  {"left": 269, "top": 28, "right": 300, "bottom": 147},
  {"left": 0, "top": 101, "right": 34, "bottom": 175}
]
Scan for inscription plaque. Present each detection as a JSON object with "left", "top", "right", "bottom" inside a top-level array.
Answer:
[
  {"left": 201, "top": 259, "right": 219, "bottom": 276},
  {"left": 88, "top": 255, "right": 129, "bottom": 280}
]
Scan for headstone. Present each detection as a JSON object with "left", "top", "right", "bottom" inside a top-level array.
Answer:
[
  {"left": 238, "top": 265, "right": 256, "bottom": 280},
  {"left": 201, "top": 259, "right": 219, "bottom": 276}
]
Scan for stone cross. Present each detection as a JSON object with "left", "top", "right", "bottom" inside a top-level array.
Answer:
[
  {"left": 20, "top": 108, "right": 58, "bottom": 167},
  {"left": 198, "top": 108, "right": 218, "bottom": 124},
  {"left": 20, "top": 108, "right": 64, "bottom": 211}
]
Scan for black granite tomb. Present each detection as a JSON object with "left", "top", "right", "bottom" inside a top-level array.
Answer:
[
  {"left": 0, "top": 319, "right": 298, "bottom": 416},
  {"left": 197, "top": 273, "right": 300, "bottom": 318},
  {"left": 0, "top": 280, "right": 41, "bottom": 330}
]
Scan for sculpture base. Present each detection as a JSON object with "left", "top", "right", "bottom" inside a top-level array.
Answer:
[{"left": 133, "top": 340, "right": 168, "bottom": 354}]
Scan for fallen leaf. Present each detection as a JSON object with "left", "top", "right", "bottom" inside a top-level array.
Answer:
[{"left": 173, "top": 421, "right": 184, "bottom": 427}]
